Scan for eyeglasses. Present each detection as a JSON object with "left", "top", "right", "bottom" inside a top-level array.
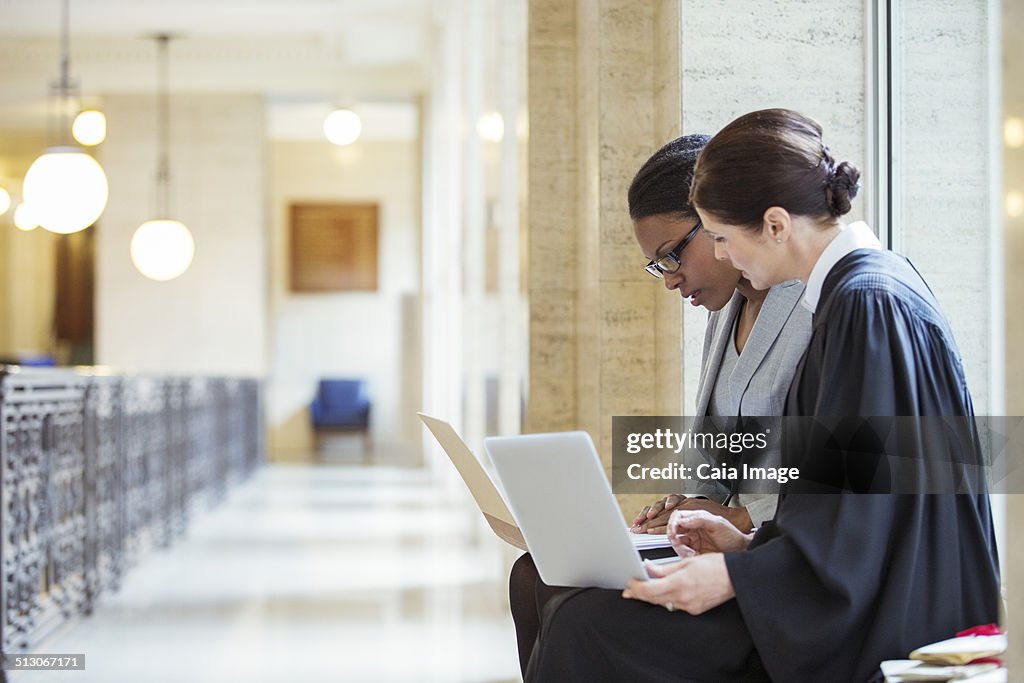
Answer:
[{"left": 644, "top": 220, "right": 702, "bottom": 278}]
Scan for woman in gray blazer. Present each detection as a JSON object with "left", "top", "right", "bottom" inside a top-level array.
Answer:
[
  {"left": 629, "top": 135, "right": 811, "bottom": 534},
  {"left": 509, "top": 134, "right": 813, "bottom": 676}
]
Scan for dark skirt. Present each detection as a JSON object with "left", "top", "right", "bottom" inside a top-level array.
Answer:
[
  {"left": 526, "top": 586, "right": 770, "bottom": 683},
  {"left": 510, "top": 547, "right": 680, "bottom": 677}
]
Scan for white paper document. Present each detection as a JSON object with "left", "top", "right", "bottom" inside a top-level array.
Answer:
[{"left": 629, "top": 533, "right": 672, "bottom": 550}]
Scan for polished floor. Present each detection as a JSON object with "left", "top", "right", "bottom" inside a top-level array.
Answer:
[{"left": 13, "top": 462, "right": 521, "bottom": 683}]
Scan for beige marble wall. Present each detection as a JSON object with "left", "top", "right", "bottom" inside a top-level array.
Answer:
[
  {"left": 528, "top": 0, "right": 683, "bottom": 518},
  {"left": 899, "top": 0, "right": 995, "bottom": 415},
  {"left": 653, "top": 0, "right": 685, "bottom": 416},
  {"left": 527, "top": 0, "right": 580, "bottom": 434},
  {"left": 97, "top": 94, "right": 267, "bottom": 377},
  {"left": 679, "top": 0, "right": 867, "bottom": 411}
]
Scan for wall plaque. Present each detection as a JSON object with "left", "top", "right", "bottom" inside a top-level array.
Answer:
[{"left": 290, "top": 203, "right": 378, "bottom": 292}]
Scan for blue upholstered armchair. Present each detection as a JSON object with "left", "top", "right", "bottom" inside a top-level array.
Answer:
[{"left": 310, "top": 379, "right": 371, "bottom": 454}]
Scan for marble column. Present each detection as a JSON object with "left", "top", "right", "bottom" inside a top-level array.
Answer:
[
  {"left": 462, "top": 0, "right": 487, "bottom": 451},
  {"left": 421, "top": 0, "right": 466, "bottom": 475},
  {"left": 497, "top": 0, "right": 527, "bottom": 438},
  {"left": 527, "top": 0, "right": 683, "bottom": 517}
]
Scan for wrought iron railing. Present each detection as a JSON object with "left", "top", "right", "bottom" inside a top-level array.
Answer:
[{"left": 0, "top": 368, "right": 263, "bottom": 671}]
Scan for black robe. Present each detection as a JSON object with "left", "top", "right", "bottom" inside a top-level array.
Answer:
[
  {"left": 528, "top": 249, "right": 1000, "bottom": 683},
  {"left": 725, "top": 249, "right": 1001, "bottom": 682}
]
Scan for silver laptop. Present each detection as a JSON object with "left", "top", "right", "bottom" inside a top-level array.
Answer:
[{"left": 485, "top": 431, "right": 677, "bottom": 589}]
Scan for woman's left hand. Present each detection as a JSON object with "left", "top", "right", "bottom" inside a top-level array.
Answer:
[{"left": 621, "top": 554, "right": 735, "bottom": 615}]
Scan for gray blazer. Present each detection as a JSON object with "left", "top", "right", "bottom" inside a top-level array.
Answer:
[{"left": 693, "top": 279, "right": 813, "bottom": 525}]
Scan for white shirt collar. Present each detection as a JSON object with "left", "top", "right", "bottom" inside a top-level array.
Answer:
[{"left": 802, "top": 221, "right": 882, "bottom": 312}]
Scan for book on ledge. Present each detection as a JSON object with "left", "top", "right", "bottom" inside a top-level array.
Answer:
[{"left": 881, "top": 626, "right": 1007, "bottom": 682}]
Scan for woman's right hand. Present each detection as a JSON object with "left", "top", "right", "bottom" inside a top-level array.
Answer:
[
  {"left": 667, "top": 509, "right": 754, "bottom": 556},
  {"left": 630, "top": 494, "right": 685, "bottom": 533}
]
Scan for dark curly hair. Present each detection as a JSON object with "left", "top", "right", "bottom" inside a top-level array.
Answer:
[{"left": 628, "top": 134, "right": 711, "bottom": 221}]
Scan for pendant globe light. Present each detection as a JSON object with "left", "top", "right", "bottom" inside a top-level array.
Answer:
[
  {"left": 23, "top": 0, "right": 108, "bottom": 235},
  {"left": 323, "top": 108, "right": 362, "bottom": 146},
  {"left": 72, "top": 109, "right": 106, "bottom": 146},
  {"left": 130, "top": 34, "right": 194, "bottom": 282}
]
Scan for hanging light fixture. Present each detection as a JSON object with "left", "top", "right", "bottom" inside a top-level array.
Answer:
[
  {"left": 130, "top": 34, "right": 194, "bottom": 282},
  {"left": 1007, "top": 191, "right": 1024, "bottom": 219},
  {"left": 72, "top": 109, "right": 106, "bottom": 146},
  {"left": 14, "top": 203, "right": 40, "bottom": 232},
  {"left": 1006, "top": 117, "right": 1024, "bottom": 149},
  {"left": 477, "top": 112, "right": 504, "bottom": 143},
  {"left": 0, "top": 187, "right": 10, "bottom": 216},
  {"left": 22, "top": 0, "right": 108, "bottom": 235},
  {"left": 323, "top": 107, "right": 362, "bottom": 146}
]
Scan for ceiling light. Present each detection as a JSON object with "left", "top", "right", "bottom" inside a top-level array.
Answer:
[
  {"left": 477, "top": 112, "right": 504, "bottom": 142},
  {"left": 323, "top": 108, "right": 362, "bottom": 146},
  {"left": 24, "top": 147, "right": 108, "bottom": 233},
  {"left": 131, "top": 219, "right": 195, "bottom": 280},
  {"left": 24, "top": 0, "right": 108, "bottom": 234},
  {"left": 14, "top": 203, "right": 39, "bottom": 231},
  {"left": 1005, "top": 117, "right": 1024, "bottom": 149},
  {"left": 1007, "top": 191, "right": 1024, "bottom": 219},
  {"left": 72, "top": 109, "right": 106, "bottom": 146},
  {"left": 130, "top": 34, "right": 194, "bottom": 281},
  {"left": 0, "top": 187, "right": 10, "bottom": 216}
]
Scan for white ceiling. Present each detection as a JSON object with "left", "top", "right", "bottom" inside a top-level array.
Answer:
[{"left": 0, "top": 0, "right": 435, "bottom": 134}]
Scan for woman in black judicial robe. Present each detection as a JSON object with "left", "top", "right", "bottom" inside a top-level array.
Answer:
[{"left": 526, "top": 109, "right": 1000, "bottom": 683}]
